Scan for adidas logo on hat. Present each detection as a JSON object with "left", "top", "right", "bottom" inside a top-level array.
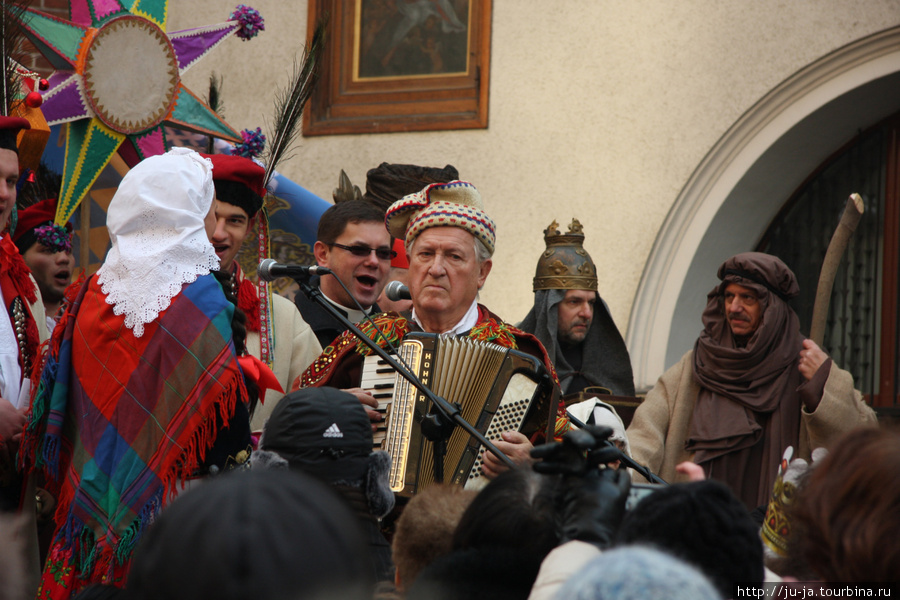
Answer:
[{"left": 323, "top": 423, "right": 343, "bottom": 438}]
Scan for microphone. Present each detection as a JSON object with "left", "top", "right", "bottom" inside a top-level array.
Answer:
[
  {"left": 385, "top": 280, "right": 411, "bottom": 301},
  {"left": 258, "top": 258, "right": 331, "bottom": 281}
]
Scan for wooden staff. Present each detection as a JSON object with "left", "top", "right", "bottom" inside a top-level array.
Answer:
[{"left": 809, "top": 193, "right": 865, "bottom": 345}]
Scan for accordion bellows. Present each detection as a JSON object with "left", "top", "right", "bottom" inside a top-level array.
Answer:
[{"left": 362, "top": 333, "right": 553, "bottom": 496}]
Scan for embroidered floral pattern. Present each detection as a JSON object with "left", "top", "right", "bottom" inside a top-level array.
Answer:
[
  {"left": 354, "top": 315, "right": 410, "bottom": 356},
  {"left": 469, "top": 318, "right": 517, "bottom": 348}
]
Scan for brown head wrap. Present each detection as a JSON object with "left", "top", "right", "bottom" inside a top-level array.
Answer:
[
  {"left": 715, "top": 252, "right": 799, "bottom": 302},
  {"left": 362, "top": 163, "right": 459, "bottom": 213},
  {"left": 687, "top": 252, "right": 805, "bottom": 508}
]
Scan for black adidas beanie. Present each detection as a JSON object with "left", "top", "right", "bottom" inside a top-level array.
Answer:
[{"left": 260, "top": 387, "right": 373, "bottom": 483}]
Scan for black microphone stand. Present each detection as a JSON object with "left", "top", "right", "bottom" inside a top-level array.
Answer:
[
  {"left": 293, "top": 274, "right": 516, "bottom": 484},
  {"left": 565, "top": 411, "right": 667, "bottom": 484}
]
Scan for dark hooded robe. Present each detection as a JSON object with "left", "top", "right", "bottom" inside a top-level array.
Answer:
[{"left": 519, "top": 289, "right": 634, "bottom": 397}]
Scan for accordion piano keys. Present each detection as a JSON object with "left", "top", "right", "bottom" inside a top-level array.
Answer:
[{"left": 360, "top": 333, "right": 552, "bottom": 496}]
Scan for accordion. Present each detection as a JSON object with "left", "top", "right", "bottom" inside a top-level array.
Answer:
[{"left": 361, "top": 332, "right": 554, "bottom": 496}]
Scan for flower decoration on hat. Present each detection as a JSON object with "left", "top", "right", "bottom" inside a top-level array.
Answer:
[
  {"left": 34, "top": 224, "right": 73, "bottom": 254},
  {"left": 12, "top": 198, "right": 73, "bottom": 254},
  {"left": 11, "top": 1, "right": 265, "bottom": 226},
  {"left": 231, "top": 127, "right": 266, "bottom": 159},
  {"left": 385, "top": 180, "right": 495, "bottom": 254},
  {"left": 229, "top": 5, "right": 265, "bottom": 41}
]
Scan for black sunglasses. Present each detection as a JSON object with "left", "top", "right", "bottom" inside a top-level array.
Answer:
[{"left": 331, "top": 242, "right": 397, "bottom": 261}]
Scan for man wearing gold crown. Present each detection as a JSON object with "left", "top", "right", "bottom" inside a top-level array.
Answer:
[
  {"left": 295, "top": 181, "right": 567, "bottom": 477},
  {"left": 519, "top": 219, "right": 634, "bottom": 399},
  {"left": 626, "top": 252, "right": 876, "bottom": 510}
]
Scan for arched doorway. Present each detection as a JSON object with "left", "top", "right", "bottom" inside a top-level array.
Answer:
[
  {"left": 628, "top": 26, "right": 900, "bottom": 397},
  {"left": 759, "top": 112, "right": 900, "bottom": 410}
]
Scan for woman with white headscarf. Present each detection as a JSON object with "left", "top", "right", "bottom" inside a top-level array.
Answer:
[{"left": 21, "top": 149, "right": 251, "bottom": 599}]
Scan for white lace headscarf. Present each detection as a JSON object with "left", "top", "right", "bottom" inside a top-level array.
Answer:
[{"left": 96, "top": 148, "right": 219, "bottom": 337}]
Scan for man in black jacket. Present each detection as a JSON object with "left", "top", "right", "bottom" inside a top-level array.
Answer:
[{"left": 294, "top": 200, "right": 392, "bottom": 348}]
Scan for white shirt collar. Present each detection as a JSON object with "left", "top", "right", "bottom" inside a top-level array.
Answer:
[
  {"left": 412, "top": 298, "right": 479, "bottom": 335},
  {"left": 321, "top": 290, "right": 374, "bottom": 324}
]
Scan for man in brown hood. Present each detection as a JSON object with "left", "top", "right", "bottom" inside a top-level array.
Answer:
[{"left": 626, "top": 252, "right": 876, "bottom": 510}]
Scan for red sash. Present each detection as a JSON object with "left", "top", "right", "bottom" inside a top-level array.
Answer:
[{"left": 0, "top": 235, "right": 39, "bottom": 378}]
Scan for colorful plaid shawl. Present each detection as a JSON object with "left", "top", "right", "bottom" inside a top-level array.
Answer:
[{"left": 22, "top": 274, "right": 246, "bottom": 599}]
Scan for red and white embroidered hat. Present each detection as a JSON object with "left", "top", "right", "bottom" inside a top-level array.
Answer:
[{"left": 384, "top": 180, "right": 496, "bottom": 255}]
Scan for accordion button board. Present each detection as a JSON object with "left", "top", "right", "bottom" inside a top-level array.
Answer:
[{"left": 360, "top": 332, "right": 552, "bottom": 496}]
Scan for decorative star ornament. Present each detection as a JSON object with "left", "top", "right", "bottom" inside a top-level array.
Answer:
[{"left": 14, "top": 1, "right": 264, "bottom": 225}]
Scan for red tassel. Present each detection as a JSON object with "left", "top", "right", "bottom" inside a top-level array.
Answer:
[
  {"left": 237, "top": 278, "right": 260, "bottom": 332},
  {"left": 1, "top": 237, "right": 38, "bottom": 304}
]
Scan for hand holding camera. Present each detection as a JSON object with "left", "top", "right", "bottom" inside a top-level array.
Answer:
[{"left": 531, "top": 425, "right": 631, "bottom": 549}]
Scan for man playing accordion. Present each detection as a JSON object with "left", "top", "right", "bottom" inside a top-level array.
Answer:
[{"left": 294, "top": 180, "right": 567, "bottom": 479}]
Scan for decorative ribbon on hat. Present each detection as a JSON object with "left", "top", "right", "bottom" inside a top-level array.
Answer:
[{"left": 385, "top": 180, "right": 496, "bottom": 254}]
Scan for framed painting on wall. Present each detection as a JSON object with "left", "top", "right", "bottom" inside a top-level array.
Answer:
[{"left": 303, "top": 0, "right": 492, "bottom": 135}]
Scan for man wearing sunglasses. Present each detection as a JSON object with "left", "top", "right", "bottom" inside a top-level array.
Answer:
[{"left": 296, "top": 201, "right": 393, "bottom": 349}]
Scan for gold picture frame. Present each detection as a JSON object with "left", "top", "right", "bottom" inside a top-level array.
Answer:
[{"left": 303, "top": 0, "right": 492, "bottom": 136}]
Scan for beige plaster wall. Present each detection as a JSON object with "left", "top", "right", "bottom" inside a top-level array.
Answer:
[{"left": 171, "top": 0, "right": 900, "bottom": 335}]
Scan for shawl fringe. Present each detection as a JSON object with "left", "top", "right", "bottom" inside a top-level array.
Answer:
[
  {"left": 469, "top": 318, "right": 518, "bottom": 348},
  {"left": 49, "top": 368, "right": 244, "bottom": 578},
  {"left": 0, "top": 236, "right": 40, "bottom": 371},
  {"left": 20, "top": 278, "right": 88, "bottom": 478},
  {"left": 28, "top": 274, "right": 247, "bottom": 588},
  {"left": 1, "top": 235, "right": 38, "bottom": 304}
]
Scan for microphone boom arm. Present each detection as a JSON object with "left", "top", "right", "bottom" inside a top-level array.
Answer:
[{"left": 565, "top": 411, "right": 667, "bottom": 484}]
